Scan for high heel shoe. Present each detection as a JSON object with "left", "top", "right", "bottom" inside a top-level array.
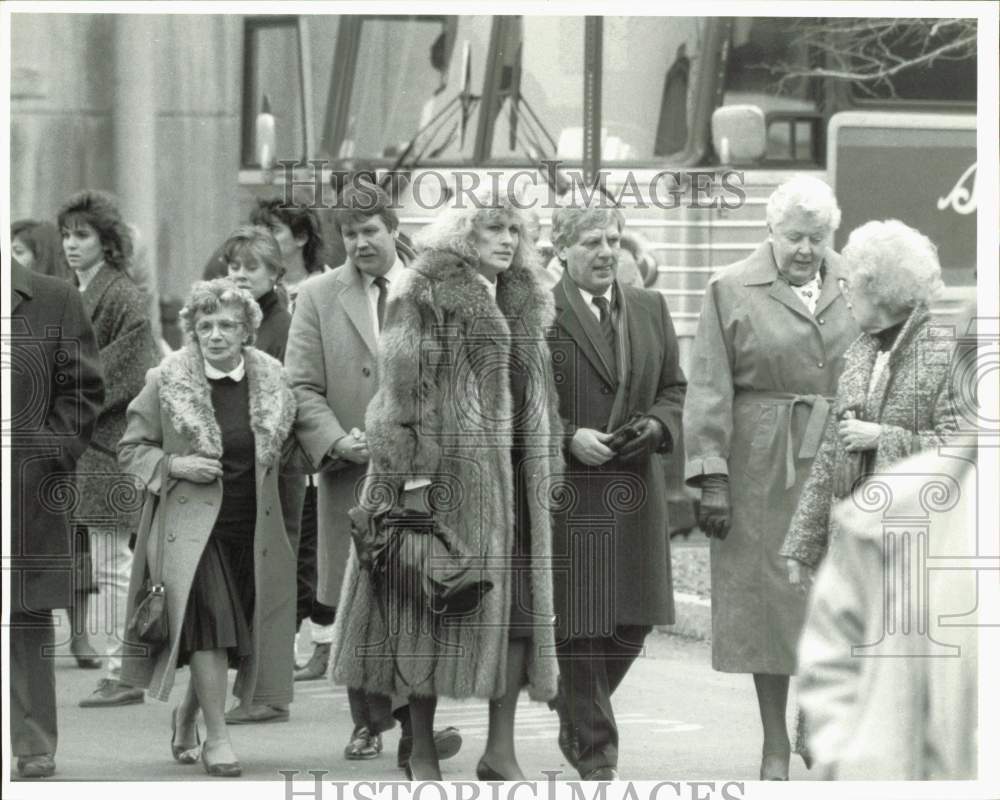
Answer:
[
  {"left": 476, "top": 757, "right": 508, "bottom": 781},
  {"left": 759, "top": 751, "right": 790, "bottom": 781},
  {"left": 404, "top": 758, "right": 442, "bottom": 781},
  {"left": 201, "top": 745, "right": 242, "bottom": 778},
  {"left": 170, "top": 708, "right": 202, "bottom": 764},
  {"left": 69, "top": 639, "right": 102, "bottom": 670}
]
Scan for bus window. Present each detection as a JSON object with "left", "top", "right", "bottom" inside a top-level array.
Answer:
[
  {"left": 335, "top": 15, "right": 490, "bottom": 163},
  {"left": 601, "top": 17, "right": 707, "bottom": 162},
  {"left": 720, "top": 18, "right": 821, "bottom": 165},
  {"left": 490, "top": 17, "right": 585, "bottom": 163},
  {"left": 242, "top": 17, "right": 306, "bottom": 167}
]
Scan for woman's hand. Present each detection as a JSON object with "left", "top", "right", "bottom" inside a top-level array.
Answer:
[
  {"left": 333, "top": 428, "right": 370, "bottom": 464},
  {"left": 570, "top": 428, "right": 615, "bottom": 466},
  {"left": 786, "top": 558, "right": 815, "bottom": 594},
  {"left": 170, "top": 455, "right": 223, "bottom": 483},
  {"left": 838, "top": 418, "right": 882, "bottom": 452}
]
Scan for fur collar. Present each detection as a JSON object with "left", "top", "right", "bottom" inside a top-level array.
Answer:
[
  {"left": 402, "top": 248, "right": 555, "bottom": 338},
  {"left": 835, "top": 304, "right": 932, "bottom": 416},
  {"left": 158, "top": 344, "right": 296, "bottom": 466}
]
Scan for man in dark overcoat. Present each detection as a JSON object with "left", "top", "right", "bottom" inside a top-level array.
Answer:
[
  {"left": 547, "top": 205, "right": 686, "bottom": 780},
  {"left": 10, "top": 259, "right": 104, "bottom": 778}
]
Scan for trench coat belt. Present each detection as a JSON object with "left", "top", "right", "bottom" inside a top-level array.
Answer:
[{"left": 736, "top": 390, "right": 834, "bottom": 489}]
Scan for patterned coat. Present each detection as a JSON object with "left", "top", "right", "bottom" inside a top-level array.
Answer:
[
  {"left": 11, "top": 262, "right": 104, "bottom": 613},
  {"left": 330, "top": 249, "right": 563, "bottom": 701},
  {"left": 118, "top": 345, "right": 297, "bottom": 703},
  {"left": 682, "top": 242, "right": 858, "bottom": 673},
  {"left": 74, "top": 265, "right": 159, "bottom": 530},
  {"left": 781, "top": 305, "right": 959, "bottom": 568}
]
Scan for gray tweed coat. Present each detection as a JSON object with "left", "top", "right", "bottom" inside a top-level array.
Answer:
[
  {"left": 330, "top": 249, "right": 563, "bottom": 702},
  {"left": 73, "top": 265, "right": 159, "bottom": 529},
  {"left": 781, "top": 305, "right": 959, "bottom": 568}
]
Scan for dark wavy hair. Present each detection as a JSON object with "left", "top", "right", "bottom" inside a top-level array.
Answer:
[
  {"left": 57, "top": 190, "right": 133, "bottom": 271},
  {"left": 12, "top": 219, "right": 70, "bottom": 280},
  {"left": 250, "top": 197, "right": 326, "bottom": 274},
  {"left": 332, "top": 181, "right": 399, "bottom": 237}
]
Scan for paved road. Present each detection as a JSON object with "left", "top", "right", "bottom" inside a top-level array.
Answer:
[{"left": 10, "top": 624, "right": 816, "bottom": 785}]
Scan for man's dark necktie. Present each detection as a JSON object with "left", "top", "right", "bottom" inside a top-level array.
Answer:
[
  {"left": 374, "top": 276, "right": 388, "bottom": 330},
  {"left": 592, "top": 295, "right": 617, "bottom": 373}
]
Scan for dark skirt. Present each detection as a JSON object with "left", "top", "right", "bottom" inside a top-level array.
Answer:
[
  {"left": 177, "top": 529, "right": 255, "bottom": 668},
  {"left": 508, "top": 449, "right": 536, "bottom": 640},
  {"left": 72, "top": 526, "right": 97, "bottom": 595}
]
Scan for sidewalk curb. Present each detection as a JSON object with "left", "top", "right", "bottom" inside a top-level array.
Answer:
[{"left": 657, "top": 591, "right": 711, "bottom": 641}]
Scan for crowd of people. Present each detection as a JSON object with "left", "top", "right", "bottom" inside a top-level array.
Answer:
[{"left": 10, "top": 174, "right": 975, "bottom": 782}]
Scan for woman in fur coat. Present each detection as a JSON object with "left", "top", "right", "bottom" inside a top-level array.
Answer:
[
  {"left": 118, "top": 279, "right": 298, "bottom": 777},
  {"left": 330, "top": 192, "right": 563, "bottom": 781},
  {"left": 781, "top": 219, "right": 959, "bottom": 580}
]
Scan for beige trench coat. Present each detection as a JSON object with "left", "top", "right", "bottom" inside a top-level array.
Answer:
[
  {"left": 683, "top": 241, "right": 858, "bottom": 673},
  {"left": 118, "top": 345, "right": 297, "bottom": 704}
]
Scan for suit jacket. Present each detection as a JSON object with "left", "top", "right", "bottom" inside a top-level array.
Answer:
[
  {"left": 11, "top": 261, "right": 104, "bottom": 612},
  {"left": 285, "top": 261, "right": 382, "bottom": 606},
  {"left": 548, "top": 275, "right": 687, "bottom": 637}
]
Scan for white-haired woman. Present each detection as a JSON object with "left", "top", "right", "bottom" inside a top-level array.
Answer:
[
  {"left": 682, "top": 175, "right": 858, "bottom": 779},
  {"left": 330, "top": 192, "right": 563, "bottom": 781},
  {"left": 781, "top": 220, "right": 957, "bottom": 586},
  {"left": 118, "top": 279, "right": 298, "bottom": 777}
]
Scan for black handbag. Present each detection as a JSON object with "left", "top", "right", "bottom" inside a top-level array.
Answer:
[
  {"left": 128, "top": 458, "right": 172, "bottom": 648},
  {"left": 348, "top": 504, "right": 493, "bottom": 617}
]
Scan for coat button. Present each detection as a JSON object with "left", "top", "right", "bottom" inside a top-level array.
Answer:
[
  {"left": 362, "top": 367, "right": 371, "bottom": 377},
  {"left": 817, "top": 361, "right": 825, "bottom": 368},
  {"left": 262, "top": 548, "right": 268, "bottom": 556},
  {"left": 167, "top": 534, "right": 176, "bottom": 542},
  {"left": 818, "top": 318, "right": 825, "bottom": 325},
  {"left": 601, "top": 386, "right": 611, "bottom": 395},
  {"left": 177, "top": 496, "right": 187, "bottom": 504}
]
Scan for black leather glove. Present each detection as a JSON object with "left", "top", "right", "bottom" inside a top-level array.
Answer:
[
  {"left": 617, "top": 416, "right": 666, "bottom": 462},
  {"left": 698, "top": 473, "right": 731, "bottom": 540}
]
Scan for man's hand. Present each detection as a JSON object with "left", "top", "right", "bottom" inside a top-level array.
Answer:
[
  {"left": 698, "top": 473, "right": 731, "bottom": 539},
  {"left": 332, "top": 428, "right": 370, "bottom": 464},
  {"left": 616, "top": 416, "right": 667, "bottom": 462},
  {"left": 785, "top": 558, "right": 815, "bottom": 594},
  {"left": 170, "top": 455, "right": 223, "bottom": 484},
  {"left": 570, "top": 428, "right": 616, "bottom": 466}
]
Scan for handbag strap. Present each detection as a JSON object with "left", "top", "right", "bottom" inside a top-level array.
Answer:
[{"left": 149, "top": 455, "right": 172, "bottom": 585}]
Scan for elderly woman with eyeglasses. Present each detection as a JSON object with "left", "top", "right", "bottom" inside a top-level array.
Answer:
[
  {"left": 118, "top": 279, "right": 298, "bottom": 777},
  {"left": 781, "top": 219, "right": 958, "bottom": 589}
]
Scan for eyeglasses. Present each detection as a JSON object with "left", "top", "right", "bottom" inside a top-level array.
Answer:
[{"left": 194, "top": 319, "right": 244, "bottom": 338}]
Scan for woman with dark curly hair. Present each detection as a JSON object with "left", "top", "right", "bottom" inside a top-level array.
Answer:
[
  {"left": 11, "top": 219, "right": 70, "bottom": 280},
  {"left": 58, "top": 190, "right": 161, "bottom": 709}
]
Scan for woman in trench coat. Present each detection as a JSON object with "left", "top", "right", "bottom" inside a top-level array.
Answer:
[
  {"left": 682, "top": 175, "right": 858, "bottom": 779},
  {"left": 118, "top": 279, "right": 297, "bottom": 777},
  {"left": 330, "top": 191, "right": 563, "bottom": 781}
]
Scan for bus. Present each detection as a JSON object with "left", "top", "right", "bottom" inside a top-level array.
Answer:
[{"left": 237, "top": 14, "right": 977, "bottom": 350}]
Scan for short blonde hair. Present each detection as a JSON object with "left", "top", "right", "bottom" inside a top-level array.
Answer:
[
  {"left": 766, "top": 175, "right": 841, "bottom": 232},
  {"left": 179, "top": 278, "right": 263, "bottom": 346},
  {"left": 841, "top": 219, "right": 943, "bottom": 314}
]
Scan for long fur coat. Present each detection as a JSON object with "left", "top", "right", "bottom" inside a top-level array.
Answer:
[
  {"left": 330, "top": 248, "right": 563, "bottom": 702},
  {"left": 781, "top": 305, "right": 959, "bottom": 568}
]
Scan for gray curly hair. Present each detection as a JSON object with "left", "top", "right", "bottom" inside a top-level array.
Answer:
[
  {"left": 179, "top": 278, "right": 263, "bottom": 346},
  {"left": 841, "top": 219, "right": 943, "bottom": 314},
  {"left": 413, "top": 188, "right": 539, "bottom": 271},
  {"left": 766, "top": 175, "right": 841, "bottom": 232}
]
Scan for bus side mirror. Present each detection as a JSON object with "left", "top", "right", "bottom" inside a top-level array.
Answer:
[{"left": 712, "top": 105, "right": 765, "bottom": 165}]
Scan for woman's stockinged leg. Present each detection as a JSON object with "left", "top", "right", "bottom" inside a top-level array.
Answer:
[
  {"left": 753, "top": 673, "right": 791, "bottom": 779},
  {"left": 189, "top": 649, "right": 237, "bottom": 764},
  {"left": 175, "top": 678, "right": 201, "bottom": 746},
  {"left": 482, "top": 637, "right": 528, "bottom": 780},
  {"left": 406, "top": 695, "right": 440, "bottom": 780}
]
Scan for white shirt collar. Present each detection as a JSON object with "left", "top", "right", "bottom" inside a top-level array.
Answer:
[
  {"left": 76, "top": 261, "right": 105, "bottom": 293},
  {"left": 204, "top": 355, "right": 246, "bottom": 382},
  {"left": 360, "top": 256, "right": 406, "bottom": 290},
  {"left": 575, "top": 282, "right": 615, "bottom": 309}
]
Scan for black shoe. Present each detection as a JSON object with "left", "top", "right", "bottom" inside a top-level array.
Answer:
[
  {"left": 475, "top": 757, "right": 509, "bottom": 781},
  {"left": 581, "top": 767, "right": 618, "bottom": 781},
  {"left": 70, "top": 639, "right": 102, "bottom": 670},
  {"left": 16, "top": 754, "right": 55, "bottom": 779},
  {"left": 550, "top": 683, "right": 580, "bottom": 768},
  {"left": 202, "top": 747, "right": 242, "bottom": 778},
  {"left": 344, "top": 725, "right": 383, "bottom": 760},
  {"left": 397, "top": 726, "right": 462, "bottom": 768}
]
